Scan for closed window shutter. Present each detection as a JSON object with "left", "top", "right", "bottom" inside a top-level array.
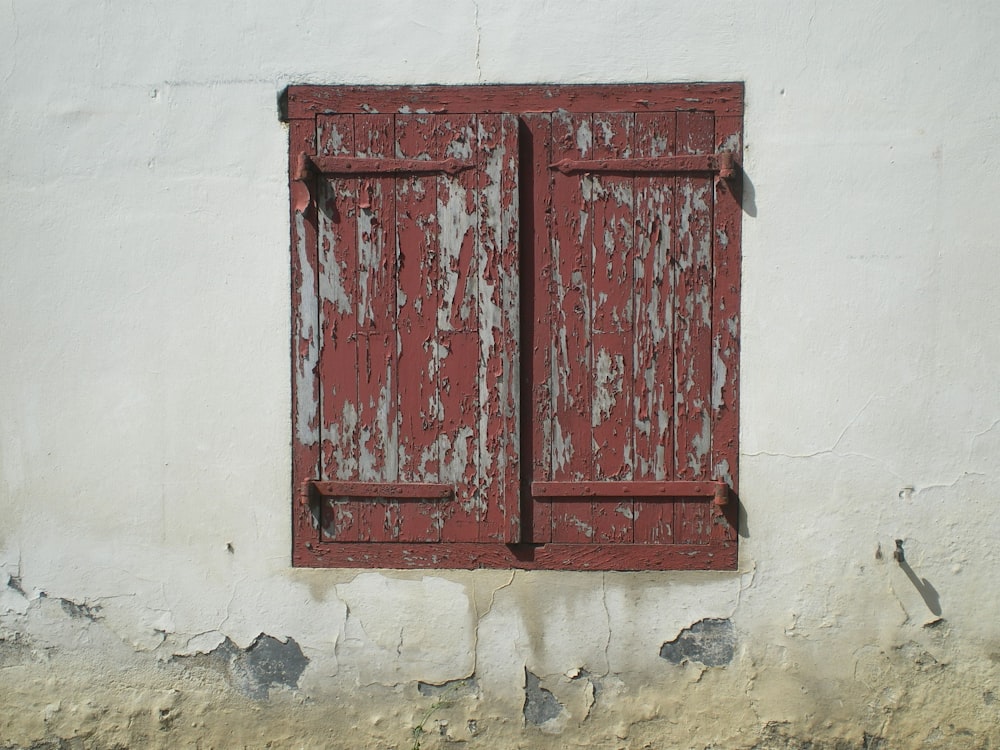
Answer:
[
  {"left": 526, "top": 109, "right": 736, "bottom": 547},
  {"left": 309, "top": 112, "right": 520, "bottom": 544},
  {"left": 288, "top": 85, "right": 742, "bottom": 570}
]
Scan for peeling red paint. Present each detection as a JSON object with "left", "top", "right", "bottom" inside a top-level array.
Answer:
[{"left": 289, "top": 85, "right": 743, "bottom": 570}]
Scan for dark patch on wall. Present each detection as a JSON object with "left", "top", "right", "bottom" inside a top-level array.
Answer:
[
  {"left": 751, "top": 722, "right": 886, "bottom": 749},
  {"left": 177, "top": 634, "right": 309, "bottom": 700},
  {"left": 523, "top": 670, "right": 562, "bottom": 725},
  {"left": 0, "top": 631, "right": 33, "bottom": 668},
  {"left": 58, "top": 598, "right": 101, "bottom": 621},
  {"left": 417, "top": 676, "right": 478, "bottom": 698},
  {"left": 6, "top": 575, "right": 25, "bottom": 596},
  {"left": 659, "top": 618, "right": 734, "bottom": 667}
]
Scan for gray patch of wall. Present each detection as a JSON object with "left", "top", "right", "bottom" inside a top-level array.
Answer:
[{"left": 659, "top": 618, "right": 735, "bottom": 667}]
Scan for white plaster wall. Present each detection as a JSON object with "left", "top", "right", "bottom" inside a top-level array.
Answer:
[{"left": 2, "top": 2, "right": 999, "bottom": 747}]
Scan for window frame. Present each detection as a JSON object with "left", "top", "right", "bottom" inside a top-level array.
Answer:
[{"left": 286, "top": 84, "right": 743, "bottom": 571}]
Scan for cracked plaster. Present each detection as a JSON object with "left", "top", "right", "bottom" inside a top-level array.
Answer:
[{"left": 4, "top": 0, "right": 1000, "bottom": 747}]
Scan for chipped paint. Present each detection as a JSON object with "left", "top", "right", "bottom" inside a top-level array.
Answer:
[{"left": 292, "top": 86, "right": 741, "bottom": 567}]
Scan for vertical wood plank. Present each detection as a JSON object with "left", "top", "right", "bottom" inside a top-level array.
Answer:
[
  {"left": 354, "top": 114, "right": 401, "bottom": 541},
  {"left": 316, "top": 115, "right": 361, "bottom": 541},
  {"left": 632, "top": 111, "right": 677, "bottom": 544},
  {"left": 435, "top": 114, "right": 481, "bottom": 543},
  {"left": 477, "top": 113, "right": 520, "bottom": 542},
  {"left": 589, "top": 111, "right": 634, "bottom": 543},
  {"left": 523, "top": 113, "right": 553, "bottom": 544},
  {"left": 673, "top": 111, "right": 715, "bottom": 545},
  {"left": 549, "top": 111, "right": 594, "bottom": 543},
  {"left": 394, "top": 113, "right": 443, "bottom": 542},
  {"left": 710, "top": 112, "right": 743, "bottom": 543},
  {"left": 290, "top": 116, "right": 321, "bottom": 560}
]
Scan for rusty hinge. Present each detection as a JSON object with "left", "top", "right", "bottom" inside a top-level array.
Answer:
[
  {"left": 549, "top": 153, "right": 736, "bottom": 179},
  {"left": 301, "top": 154, "right": 473, "bottom": 177},
  {"left": 532, "top": 480, "right": 730, "bottom": 506},
  {"left": 307, "top": 480, "right": 454, "bottom": 500}
]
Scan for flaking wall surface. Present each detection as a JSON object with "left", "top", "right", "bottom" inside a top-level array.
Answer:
[{"left": 2, "top": 2, "right": 1000, "bottom": 748}]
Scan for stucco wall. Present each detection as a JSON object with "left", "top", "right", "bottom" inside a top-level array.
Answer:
[{"left": 2, "top": 2, "right": 999, "bottom": 748}]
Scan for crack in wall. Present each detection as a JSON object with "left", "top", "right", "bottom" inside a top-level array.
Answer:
[
  {"left": 471, "top": 570, "right": 516, "bottom": 677},
  {"left": 473, "top": 1, "right": 483, "bottom": 82},
  {"left": 600, "top": 572, "right": 611, "bottom": 676},
  {"left": 2, "top": 0, "right": 18, "bottom": 86}
]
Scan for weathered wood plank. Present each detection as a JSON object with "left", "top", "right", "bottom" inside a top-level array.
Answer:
[
  {"left": 316, "top": 114, "right": 362, "bottom": 541},
  {"left": 312, "top": 481, "right": 453, "bottom": 498},
  {"left": 435, "top": 114, "right": 481, "bottom": 543},
  {"left": 549, "top": 154, "right": 731, "bottom": 175},
  {"left": 290, "top": 116, "right": 322, "bottom": 564},
  {"left": 673, "top": 111, "right": 715, "bottom": 545},
  {"left": 477, "top": 113, "right": 521, "bottom": 542},
  {"left": 353, "top": 114, "right": 399, "bottom": 541},
  {"left": 303, "top": 542, "right": 737, "bottom": 570},
  {"left": 532, "top": 480, "right": 726, "bottom": 497},
  {"left": 632, "top": 111, "right": 677, "bottom": 544},
  {"left": 548, "top": 111, "right": 594, "bottom": 544},
  {"left": 710, "top": 113, "right": 743, "bottom": 543},
  {"left": 394, "top": 113, "right": 443, "bottom": 542},
  {"left": 524, "top": 113, "right": 554, "bottom": 545},
  {"left": 590, "top": 111, "right": 635, "bottom": 543},
  {"left": 307, "top": 155, "right": 472, "bottom": 176},
  {"left": 285, "top": 83, "right": 746, "bottom": 120}
]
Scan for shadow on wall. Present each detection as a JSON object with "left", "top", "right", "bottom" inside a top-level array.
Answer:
[{"left": 892, "top": 540, "right": 942, "bottom": 617}]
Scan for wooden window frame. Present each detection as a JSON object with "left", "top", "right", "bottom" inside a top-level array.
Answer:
[{"left": 285, "top": 84, "right": 743, "bottom": 571}]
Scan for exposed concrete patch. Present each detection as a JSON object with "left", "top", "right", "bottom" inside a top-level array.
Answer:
[
  {"left": 417, "top": 676, "right": 478, "bottom": 698},
  {"left": 523, "top": 669, "right": 563, "bottom": 727},
  {"left": 176, "top": 633, "right": 309, "bottom": 700},
  {"left": 660, "top": 617, "right": 735, "bottom": 667},
  {"left": 0, "top": 630, "right": 32, "bottom": 667},
  {"left": 57, "top": 598, "right": 101, "bottom": 622},
  {"left": 749, "top": 722, "right": 887, "bottom": 749}
]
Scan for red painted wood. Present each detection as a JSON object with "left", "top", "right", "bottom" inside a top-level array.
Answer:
[
  {"left": 434, "top": 114, "right": 481, "bottom": 543},
  {"left": 291, "top": 85, "right": 744, "bottom": 569},
  {"left": 290, "top": 116, "right": 321, "bottom": 563},
  {"left": 547, "top": 110, "right": 595, "bottom": 544},
  {"left": 523, "top": 113, "right": 553, "bottom": 545},
  {"left": 532, "top": 480, "right": 726, "bottom": 497},
  {"left": 549, "top": 154, "right": 728, "bottom": 175},
  {"left": 589, "top": 111, "right": 635, "bottom": 543},
  {"left": 285, "top": 83, "right": 745, "bottom": 121},
  {"left": 308, "top": 155, "right": 472, "bottom": 176},
  {"left": 352, "top": 114, "right": 405, "bottom": 542},
  {"left": 316, "top": 114, "right": 362, "bottom": 542},
  {"left": 673, "top": 111, "right": 716, "bottom": 545},
  {"left": 393, "top": 113, "right": 443, "bottom": 542},
  {"left": 311, "top": 481, "right": 453, "bottom": 498},
  {"left": 632, "top": 111, "right": 677, "bottom": 545},
  {"left": 476, "top": 113, "right": 521, "bottom": 542},
  {"left": 301, "top": 542, "right": 736, "bottom": 571},
  {"left": 709, "top": 113, "right": 743, "bottom": 543}
]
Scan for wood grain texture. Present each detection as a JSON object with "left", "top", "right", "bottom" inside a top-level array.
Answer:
[
  {"left": 285, "top": 83, "right": 745, "bottom": 120},
  {"left": 291, "top": 85, "right": 743, "bottom": 569},
  {"left": 632, "top": 111, "right": 677, "bottom": 544}
]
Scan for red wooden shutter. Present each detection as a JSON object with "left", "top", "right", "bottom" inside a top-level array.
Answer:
[
  {"left": 526, "top": 109, "right": 738, "bottom": 551},
  {"left": 288, "top": 84, "right": 742, "bottom": 570},
  {"left": 300, "top": 112, "right": 520, "bottom": 548}
]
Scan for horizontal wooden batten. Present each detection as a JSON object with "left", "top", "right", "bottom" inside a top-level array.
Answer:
[
  {"left": 532, "top": 481, "right": 730, "bottom": 505},
  {"left": 550, "top": 153, "right": 735, "bottom": 177},
  {"left": 305, "top": 155, "right": 472, "bottom": 176},
  {"left": 283, "top": 83, "right": 745, "bottom": 121},
  {"left": 309, "top": 481, "right": 454, "bottom": 500},
  {"left": 294, "top": 542, "right": 737, "bottom": 571}
]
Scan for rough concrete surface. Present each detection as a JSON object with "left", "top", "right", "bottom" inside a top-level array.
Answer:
[
  {"left": 3, "top": 574, "right": 998, "bottom": 749},
  {"left": 4, "top": 0, "right": 1000, "bottom": 748}
]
